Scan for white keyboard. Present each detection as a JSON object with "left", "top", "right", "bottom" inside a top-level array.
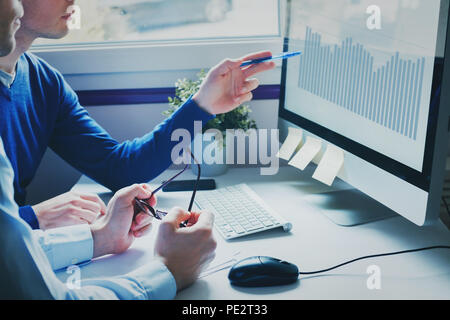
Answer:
[{"left": 194, "top": 184, "right": 292, "bottom": 240}]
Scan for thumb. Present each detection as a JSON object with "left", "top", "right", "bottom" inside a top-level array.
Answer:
[
  {"left": 163, "top": 207, "right": 191, "bottom": 227},
  {"left": 141, "top": 184, "right": 157, "bottom": 207},
  {"left": 190, "top": 210, "right": 215, "bottom": 231},
  {"left": 117, "top": 184, "right": 153, "bottom": 204}
]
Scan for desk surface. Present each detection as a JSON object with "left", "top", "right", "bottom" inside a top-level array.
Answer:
[{"left": 59, "top": 166, "right": 450, "bottom": 300}]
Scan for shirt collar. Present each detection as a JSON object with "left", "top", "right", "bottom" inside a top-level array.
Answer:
[{"left": 0, "top": 68, "right": 15, "bottom": 88}]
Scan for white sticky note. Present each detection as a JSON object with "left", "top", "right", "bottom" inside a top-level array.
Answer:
[
  {"left": 289, "top": 136, "right": 322, "bottom": 170},
  {"left": 277, "top": 127, "right": 303, "bottom": 161},
  {"left": 312, "top": 144, "right": 345, "bottom": 186}
]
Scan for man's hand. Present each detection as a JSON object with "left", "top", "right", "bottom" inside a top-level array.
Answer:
[
  {"left": 193, "top": 51, "right": 276, "bottom": 115},
  {"left": 154, "top": 207, "right": 217, "bottom": 291},
  {"left": 90, "top": 184, "right": 156, "bottom": 258},
  {"left": 32, "top": 191, "right": 107, "bottom": 230}
]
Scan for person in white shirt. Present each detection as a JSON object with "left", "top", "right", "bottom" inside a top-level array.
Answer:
[{"left": 0, "top": 137, "right": 217, "bottom": 299}]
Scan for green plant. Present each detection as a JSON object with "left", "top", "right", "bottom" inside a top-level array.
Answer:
[{"left": 165, "top": 70, "right": 257, "bottom": 135}]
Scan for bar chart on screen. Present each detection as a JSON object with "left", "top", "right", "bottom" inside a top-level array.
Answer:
[
  {"left": 297, "top": 27, "right": 426, "bottom": 141},
  {"left": 283, "top": 0, "right": 442, "bottom": 172}
]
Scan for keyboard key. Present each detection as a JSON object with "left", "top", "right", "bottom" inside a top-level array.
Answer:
[
  {"left": 262, "top": 220, "right": 274, "bottom": 227},
  {"left": 232, "top": 225, "right": 246, "bottom": 234},
  {"left": 244, "top": 225, "right": 264, "bottom": 232}
]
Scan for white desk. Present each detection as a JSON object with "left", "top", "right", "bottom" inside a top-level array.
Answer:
[{"left": 57, "top": 166, "right": 450, "bottom": 300}]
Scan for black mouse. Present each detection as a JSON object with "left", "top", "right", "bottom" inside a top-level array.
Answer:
[{"left": 228, "top": 256, "right": 299, "bottom": 287}]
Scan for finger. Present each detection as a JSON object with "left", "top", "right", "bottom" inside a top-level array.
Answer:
[
  {"left": 141, "top": 184, "right": 157, "bottom": 206},
  {"left": 118, "top": 184, "right": 153, "bottom": 204},
  {"left": 190, "top": 210, "right": 215, "bottom": 231},
  {"left": 71, "top": 197, "right": 103, "bottom": 216},
  {"left": 133, "top": 223, "right": 152, "bottom": 238},
  {"left": 234, "top": 91, "right": 253, "bottom": 105},
  {"left": 186, "top": 211, "right": 201, "bottom": 226},
  {"left": 79, "top": 194, "right": 107, "bottom": 214},
  {"left": 163, "top": 207, "right": 191, "bottom": 227},
  {"left": 132, "top": 212, "right": 153, "bottom": 231},
  {"left": 239, "top": 78, "right": 260, "bottom": 95},
  {"left": 63, "top": 205, "right": 98, "bottom": 224},
  {"left": 243, "top": 61, "right": 276, "bottom": 79},
  {"left": 239, "top": 50, "right": 273, "bottom": 63},
  {"left": 213, "top": 58, "right": 243, "bottom": 75}
]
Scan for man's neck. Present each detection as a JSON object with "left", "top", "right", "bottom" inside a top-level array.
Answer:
[{"left": 0, "top": 31, "right": 36, "bottom": 74}]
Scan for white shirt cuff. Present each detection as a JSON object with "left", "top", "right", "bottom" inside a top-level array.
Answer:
[
  {"left": 126, "top": 260, "right": 177, "bottom": 300},
  {"left": 35, "top": 224, "right": 93, "bottom": 271}
]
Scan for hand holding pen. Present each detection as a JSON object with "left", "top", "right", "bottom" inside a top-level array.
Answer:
[
  {"left": 240, "top": 51, "right": 302, "bottom": 67},
  {"left": 192, "top": 50, "right": 301, "bottom": 116},
  {"left": 193, "top": 51, "right": 276, "bottom": 115}
]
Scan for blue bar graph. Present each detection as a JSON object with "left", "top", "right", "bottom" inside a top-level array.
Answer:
[{"left": 298, "top": 27, "right": 425, "bottom": 140}]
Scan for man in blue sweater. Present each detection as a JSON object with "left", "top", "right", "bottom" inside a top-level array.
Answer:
[
  {"left": 0, "top": 0, "right": 275, "bottom": 231},
  {"left": 0, "top": 0, "right": 217, "bottom": 299}
]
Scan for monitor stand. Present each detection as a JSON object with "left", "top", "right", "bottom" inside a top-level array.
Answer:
[{"left": 303, "top": 188, "right": 398, "bottom": 227}]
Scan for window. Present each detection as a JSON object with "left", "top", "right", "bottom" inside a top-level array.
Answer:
[
  {"left": 35, "top": 0, "right": 280, "bottom": 46},
  {"left": 32, "top": 0, "right": 283, "bottom": 90}
]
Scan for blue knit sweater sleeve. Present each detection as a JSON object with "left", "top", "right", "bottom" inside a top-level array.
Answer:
[
  {"left": 49, "top": 74, "right": 214, "bottom": 192},
  {"left": 19, "top": 205, "right": 39, "bottom": 229}
]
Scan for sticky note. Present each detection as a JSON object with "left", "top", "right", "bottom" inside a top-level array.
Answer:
[
  {"left": 277, "top": 127, "right": 303, "bottom": 161},
  {"left": 289, "top": 136, "right": 322, "bottom": 170},
  {"left": 312, "top": 144, "right": 345, "bottom": 186}
]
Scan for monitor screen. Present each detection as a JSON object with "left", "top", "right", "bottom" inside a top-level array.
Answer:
[{"left": 280, "top": 0, "right": 449, "bottom": 192}]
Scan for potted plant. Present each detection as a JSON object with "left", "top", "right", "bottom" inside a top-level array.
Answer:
[{"left": 165, "top": 70, "right": 257, "bottom": 176}]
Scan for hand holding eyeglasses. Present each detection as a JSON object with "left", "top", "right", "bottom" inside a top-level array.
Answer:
[
  {"left": 154, "top": 207, "right": 217, "bottom": 291},
  {"left": 133, "top": 150, "right": 201, "bottom": 227},
  {"left": 90, "top": 183, "right": 156, "bottom": 258},
  {"left": 133, "top": 164, "right": 189, "bottom": 225}
]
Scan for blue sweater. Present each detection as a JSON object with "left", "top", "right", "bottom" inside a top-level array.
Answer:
[{"left": 0, "top": 53, "right": 214, "bottom": 229}]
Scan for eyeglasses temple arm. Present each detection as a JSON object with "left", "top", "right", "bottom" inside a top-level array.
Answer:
[
  {"left": 188, "top": 152, "right": 201, "bottom": 212},
  {"left": 150, "top": 164, "right": 189, "bottom": 197}
]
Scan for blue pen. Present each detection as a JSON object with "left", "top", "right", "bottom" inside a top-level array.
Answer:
[{"left": 240, "top": 51, "right": 302, "bottom": 67}]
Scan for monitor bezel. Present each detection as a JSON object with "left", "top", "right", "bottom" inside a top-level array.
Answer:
[{"left": 279, "top": 0, "right": 450, "bottom": 193}]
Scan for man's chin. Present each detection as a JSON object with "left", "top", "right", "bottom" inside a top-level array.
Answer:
[
  {"left": 0, "top": 38, "right": 15, "bottom": 57},
  {"left": 42, "top": 28, "right": 70, "bottom": 40}
]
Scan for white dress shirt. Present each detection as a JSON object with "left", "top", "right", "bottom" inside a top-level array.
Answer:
[
  {"left": 33, "top": 225, "right": 93, "bottom": 270},
  {"left": 0, "top": 137, "right": 177, "bottom": 299},
  {"left": 3, "top": 64, "right": 94, "bottom": 271}
]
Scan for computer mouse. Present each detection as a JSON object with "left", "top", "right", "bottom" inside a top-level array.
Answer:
[{"left": 228, "top": 256, "right": 299, "bottom": 287}]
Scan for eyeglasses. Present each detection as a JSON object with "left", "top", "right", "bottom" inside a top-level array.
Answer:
[{"left": 134, "top": 151, "right": 201, "bottom": 227}]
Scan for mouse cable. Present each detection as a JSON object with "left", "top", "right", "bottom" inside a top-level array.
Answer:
[{"left": 298, "top": 245, "right": 450, "bottom": 275}]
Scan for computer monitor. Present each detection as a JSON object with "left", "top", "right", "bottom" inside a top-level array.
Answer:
[{"left": 279, "top": 0, "right": 450, "bottom": 226}]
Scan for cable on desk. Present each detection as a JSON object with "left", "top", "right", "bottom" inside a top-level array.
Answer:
[{"left": 298, "top": 245, "right": 450, "bottom": 275}]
